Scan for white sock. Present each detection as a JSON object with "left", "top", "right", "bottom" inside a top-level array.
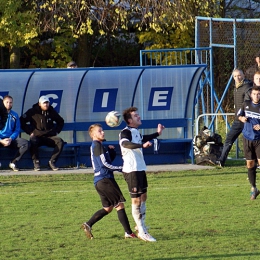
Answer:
[
  {"left": 132, "top": 204, "right": 145, "bottom": 234},
  {"left": 140, "top": 202, "right": 147, "bottom": 232}
]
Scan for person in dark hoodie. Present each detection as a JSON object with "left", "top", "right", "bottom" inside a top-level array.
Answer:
[
  {"left": 0, "top": 97, "right": 8, "bottom": 185},
  {"left": 0, "top": 97, "right": 8, "bottom": 130},
  {"left": 20, "top": 96, "right": 64, "bottom": 171}
]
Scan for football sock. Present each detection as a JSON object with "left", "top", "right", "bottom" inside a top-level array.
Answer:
[
  {"left": 140, "top": 202, "right": 146, "bottom": 219},
  {"left": 140, "top": 201, "right": 147, "bottom": 230},
  {"left": 248, "top": 167, "right": 257, "bottom": 188},
  {"left": 87, "top": 208, "right": 108, "bottom": 227},
  {"left": 132, "top": 204, "right": 145, "bottom": 234},
  {"left": 117, "top": 208, "right": 132, "bottom": 234}
]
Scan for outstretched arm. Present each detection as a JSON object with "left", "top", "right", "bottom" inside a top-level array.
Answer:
[{"left": 142, "top": 124, "right": 165, "bottom": 142}]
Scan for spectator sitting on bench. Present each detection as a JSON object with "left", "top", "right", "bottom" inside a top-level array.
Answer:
[
  {"left": 20, "top": 96, "right": 64, "bottom": 171},
  {"left": 0, "top": 95, "right": 29, "bottom": 171}
]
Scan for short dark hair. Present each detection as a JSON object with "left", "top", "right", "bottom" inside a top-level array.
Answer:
[
  {"left": 254, "top": 70, "right": 260, "bottom": 77},
  {"left": 67, "top": 61, "right": 77, "bottom": 68},
  {"left": 3, "top": 95, "right": 13, "bottom": 101},
  {"left": 123, "top": 107, "right": 138, "bottom": 124},
  {"left": 252, "top": 85, "right": 260, "bottom": 92}
]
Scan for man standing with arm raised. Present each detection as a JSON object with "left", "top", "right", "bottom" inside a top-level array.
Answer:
[{"left": 119, "top": 107, "right": 165, "bottom": 242}]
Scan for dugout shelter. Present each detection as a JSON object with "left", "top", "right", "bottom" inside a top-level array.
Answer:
[{"left": 0, "top": 65, "right": 205, "bottom": 168}]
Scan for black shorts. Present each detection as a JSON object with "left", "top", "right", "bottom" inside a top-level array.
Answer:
[
  {"left": 243, "top": 138, "right": 260, "bottom": 160},
  {"left": 123, "top": 171, "right": 148, "bottom": 198},
  {"left": 95, "top": 178, "right": 126, "bottom": 208}
]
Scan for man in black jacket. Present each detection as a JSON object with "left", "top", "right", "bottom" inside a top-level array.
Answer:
[
  {"left": 20, "top": 96, "right": 65, "bottom": 171},
  {"left": 0, "top": 98, "right": 8, "bottom": 185},
  {"left": 217, "top": 69, "right": 252, "bottom": 167},
  {"left": 0, "top": 98, "right": 8, "bottom": 130}
]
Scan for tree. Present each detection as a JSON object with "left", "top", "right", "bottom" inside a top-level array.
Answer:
[
  {"left": 138, "top": 0, "right": 224, "bottom": 50},
  {"left": 34, "top": 0, "right": 174, "bottom": 67},
  {"left": 0, "top": 0, "right": 37, "bottom": 68}
]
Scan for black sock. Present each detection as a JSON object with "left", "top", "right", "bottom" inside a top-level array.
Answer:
[
  {"left": 248, "top": 167, "right": 257, "bottom": 188},
  {"left": 87, "top": 208, "right": 108, "bottom": 227},
  {"left": 117, "top": 208, "right": 132, "bottom": 234}
]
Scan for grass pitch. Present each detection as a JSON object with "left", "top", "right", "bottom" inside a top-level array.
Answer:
[{"left": 1, "top": 164, "right": 260, "bottom": 260}]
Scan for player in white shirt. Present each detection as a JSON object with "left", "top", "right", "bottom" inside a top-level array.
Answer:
[{"left": 119, "top": 107, "right": 165, "bottom": 242}]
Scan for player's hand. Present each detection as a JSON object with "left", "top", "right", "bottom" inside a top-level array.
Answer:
[
  {"left": 239, "top": 116, "right": 247, "bottom": 123},
  {"left": 157, "top": 124, "right": 165, "bottom": 135},
  {"left": 143, "top": 141, "right": 152, "bottom": 148},
  {"left": 253, "top": 124, "right": 260, "bottom": 131},
  {"left": 108, "top": 145, "right": 115, "bottom": 149},
  {"left": 0, "top": 138, "right": 11, "bottom": 147}
]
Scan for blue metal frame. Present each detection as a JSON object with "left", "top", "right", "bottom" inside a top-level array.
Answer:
[
  {"left": 140, "top": 47, "right": 211, "bottom": 122},
  {"left": 140, "top": 17, "right": 260, "bottom": 130}
]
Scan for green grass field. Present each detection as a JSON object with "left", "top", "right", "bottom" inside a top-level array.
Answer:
[{"left": 1, "top": 164, "right": 260, "bottom": 260}]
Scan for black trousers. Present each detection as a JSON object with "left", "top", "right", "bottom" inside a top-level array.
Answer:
[
  {"left": 218, "top": 120, "right": 244, "bottom": 165},
  {"left": 30, "top": 135, "right": 64, "bottom": 162}
]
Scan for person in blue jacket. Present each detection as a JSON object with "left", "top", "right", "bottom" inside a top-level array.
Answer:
[
  {"left": 0, "top": 95, "right": 29, "bottom": 171},
  {"left": 81, "top": 123, "right": 136, "bottom": 240}
]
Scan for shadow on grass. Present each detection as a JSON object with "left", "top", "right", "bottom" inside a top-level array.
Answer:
[
  {"left": 152, "top": 252, "right": 260, "bottom": 259},
  {"left": 150, "top": 168, "right": 248, "bottom": 179},
  {"left": 0, "top": 174, "right": 91, "bottom": 185}
]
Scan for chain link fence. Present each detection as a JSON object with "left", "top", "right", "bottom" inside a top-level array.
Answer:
[
  {"left": 140, "top": 17, "right": 260, "bottom": 159},
  {"left": 197, "top": 17, "right": 260, "bottom": 113}
]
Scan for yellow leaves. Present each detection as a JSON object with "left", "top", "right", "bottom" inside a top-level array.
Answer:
[
  {"left": 39, "top": 3, "right": 49, "bottom": 9},
  {"left": 56, "top": 26, "right": 61, "bottom": 33},
  {"left": 0, "top": 0, "right": 222, "bottom": 50},
  {"left": 149, "top": 22, "right": 162, "bottom": 33},
  {"left": 58, "top": 16, "right": 65, "bottom": 22},
  {"left": 86, "top": 18, "right": 93, "bottom": 35},
  {"left": 144, "top": 12, "right": 152, "bottom": 19},
  {"left": 99, "top": 29, "right": 105, "bottom": 35},
  {"left": 121, "top": 24, "right": 127, "bottom": 30},
  {"left": 0, "top": 0, "right": 39, "bottom": 47},
  {"left": 23, "top": 30, "right": 38, "bottom": 44}
]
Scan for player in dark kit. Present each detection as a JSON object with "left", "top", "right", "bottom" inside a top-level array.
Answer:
[
  {"left": 238, "top": 83, "right": 260, "bottom": 200},
  {"left": 81, "top": 124, "right": 136, "bottom": 239}
]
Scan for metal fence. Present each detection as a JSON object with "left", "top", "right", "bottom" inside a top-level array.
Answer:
[
  {"left": 196, "top": 17, "right": 260, "bottom": 118},
  {"left": 140, "top": 17, "right": 260, "bottom": 137},
  {"left": 195, "top": 113, "right": 243, "bottom": 159}
]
